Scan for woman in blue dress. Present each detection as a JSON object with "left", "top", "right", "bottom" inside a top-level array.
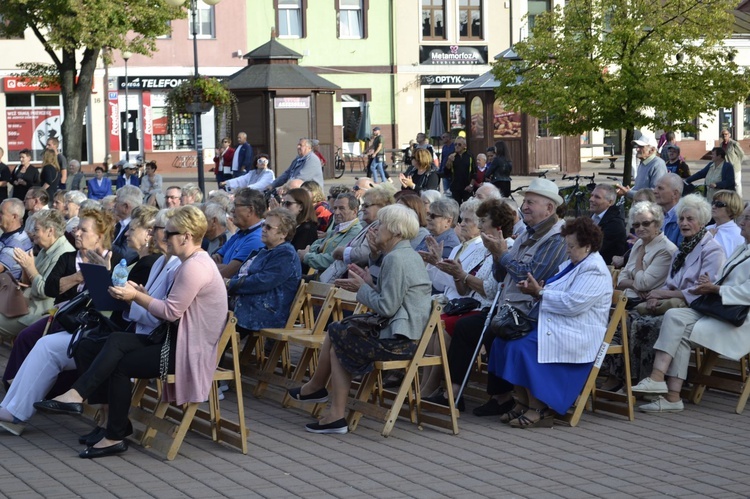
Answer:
[{"left": 488, "top": 217, "right": 613, "bottom": 428}]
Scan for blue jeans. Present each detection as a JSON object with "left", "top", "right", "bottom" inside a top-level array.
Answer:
[{"left": 371, "top": 158, "right": 386, "bottom": 183}]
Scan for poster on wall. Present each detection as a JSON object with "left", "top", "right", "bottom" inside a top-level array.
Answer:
[
  {"left": 450, "top": 104, "right": 466, "bottom": 130},
  {"left": 470, "top": 96, "right": 484, "bottom": 139},
  {"left": 6, "top": 108, "right": 62, "bottom": 159},
  {"left": 493, "top": 99, "right": 521, "bottom": 138}
]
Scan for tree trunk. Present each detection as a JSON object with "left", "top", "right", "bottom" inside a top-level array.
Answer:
[
  {"left": 622, "top": 128, "right": 634, "bottom": 187},
  {"left": 59, "top": 47, "right": 100, "bottom": 162}
]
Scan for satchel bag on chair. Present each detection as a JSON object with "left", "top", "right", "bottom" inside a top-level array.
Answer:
[
  {"left": 146, "top": 319, "right": 180, "bottom": 345},
  {"left": 0, "top": 272, "right": 29, "bottom": 318},
  {"left": 490, "top": 303, "right": 536, "bottom": 341},
  {"left": 340, "top": 313, "right": 389, "bottom": 339},
  {"left": 66, "top": 309, "right": 120, "bottom": 358},
  {"left": 689, "top": 255, "right": 750, "bottom": 327},
  {"left": 53, "top": 291, "right": 92, "bottom": 332},
  {"left": 443, "top": 297, "right": 481, "bottom": 316}
]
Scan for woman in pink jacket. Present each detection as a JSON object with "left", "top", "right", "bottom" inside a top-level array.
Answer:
[{"left": 34, "top": 205, "right": 228, "bottom": 459}]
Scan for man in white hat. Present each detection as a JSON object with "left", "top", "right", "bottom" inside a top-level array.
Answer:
[
  {"left": 616, "top": 133, "right": 667, "bottom": 198},
  {"left": 439, "top": 178, "right": 569, "bottom": 417}
]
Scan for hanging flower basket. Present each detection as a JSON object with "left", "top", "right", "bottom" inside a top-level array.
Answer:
[{"left": 165, "top": 76, "right": 237, "bottom": 117}]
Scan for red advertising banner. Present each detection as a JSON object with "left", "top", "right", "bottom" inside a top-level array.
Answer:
[
  {"left": 6, "top": 108, "right": 62, "bottom": 158},
  {"left": 142, "top": 92, "right": 153, "bottom": 151},
  {"left": 3, "top": 76, "right": 62, "bottom": 93},
  {"left": 109, "top": 98, "right": 120, "bottom": 154}
]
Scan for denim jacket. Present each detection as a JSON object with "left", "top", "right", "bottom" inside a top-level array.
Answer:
[{"left": 228, "top": 242, "right": 302, "bottom": 331}]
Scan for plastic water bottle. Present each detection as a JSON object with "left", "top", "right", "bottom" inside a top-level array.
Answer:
[{"left": 112, "top": 259, "right": 129, "bottom": 287}]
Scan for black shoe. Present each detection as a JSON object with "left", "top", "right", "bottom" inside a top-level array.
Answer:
[
  {"left": 382, "top": 372, "right": 404, "bottom": 389},
  {"left": 79, "top": 441, "right": 128, "bottom": 459},
  {"left": 472, "top": 398, "right": 515, "bottom": 417},
  {"left": 423, "top": 393, "right": 465, "bottom": 412},
  {"left": 33, "top": 400, "right": 83, "bottom": 415},
  {"left": 288, "top": 387, "right": 329, "bottom": 404},
  {"left": 305, "top": 418, "right": 348, "bottom": 434},
  {"left": 79, "top": 427, "right": 106, "bottom": 446}
]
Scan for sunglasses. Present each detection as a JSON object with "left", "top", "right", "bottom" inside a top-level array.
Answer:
[
  {"left": 632, "top": 220, "right": 656, "bottom": 229},
  {"left": 282, "top": 201, "right": 298, "bottom": 207},
  {"left": 427, "top": 213, "right": 442, "bottom": 220},
  {"left": 712, "top": 201, "right": 728, "bottom": 208},
  {"left": 164, "top": 230, "right": 183, "bottom": 239}
]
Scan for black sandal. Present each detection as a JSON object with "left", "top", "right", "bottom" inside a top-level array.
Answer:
[
  {"left": 499, "top": 404, "right": 528, "bottom": 424},
  {"left": 509, "top": 407, "right": 555, "bottom": 429}
]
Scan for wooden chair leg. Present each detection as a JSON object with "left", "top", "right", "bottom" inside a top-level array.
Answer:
[
  {"left": 165, "top": 403, "right": 200, "bottom": 461},
  {"left": 253, "top": 339, "right": 286, "bottom": 398},
  {"left": 690, "top": 351, "right": 720, "bottom": 405},
  {"left": 347, "top": 371, "right": 380, "bottom": 432},
  {"left": 737, "top": 375, "right": 750, "bottom": 415}
]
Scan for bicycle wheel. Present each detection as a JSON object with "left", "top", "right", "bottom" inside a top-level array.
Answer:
[{"left": 334, "top": 158, "right": 346, "bottom": 178}]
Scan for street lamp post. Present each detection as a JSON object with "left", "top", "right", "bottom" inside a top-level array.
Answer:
[
  {"left": 165, "top": 0, "right": 222, "bottom": 196},
  {"left": 122, "top": 51, "right": 132, "bottom": 162}
]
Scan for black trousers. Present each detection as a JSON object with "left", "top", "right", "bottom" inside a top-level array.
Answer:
[
  {"left": 72, "top": 332, "right": 175, "bottom": 440},
  {"left": 448, "top": 312, "right": 513, "bottom": 396}
]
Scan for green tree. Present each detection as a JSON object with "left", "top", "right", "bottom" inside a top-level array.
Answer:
[
  {"left": 492, "top": 0, "right": 750, "bottom": 185},
  {"left": 0, "top": 0, "right": 182, "bottom": 161}
]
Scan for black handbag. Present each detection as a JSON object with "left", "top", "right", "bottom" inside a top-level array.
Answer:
[
  {"left": 147, "top": 319, "right": 179, "bottom": 344},
  {"left": 67, "top": 309, "right": 120, "bottom": 358},
  {"left": 689, "top": 255, "right": 750, "bottom": 327},
  {"left": 443, "top": 297, "right": 481, "bottom": 316},
  {"left": 340, "top": 313, "right": 389, "bottom": 339},
  {"left": 54, "top": 291, "right": 92, "bottom": 332},
  {"left": 490, "top": 304, "right": 536, "bottom": 341}
]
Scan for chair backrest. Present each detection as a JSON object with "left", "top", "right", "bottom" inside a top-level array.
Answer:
[
  {"left": 331, "top": 286, "right": 369, "bottom": 320},
  {"left": 214, "top": 312, "right": 238, "bottom": 364},
  {"left": 283, "top": 280, "right": 308, "bottom": 329},
  {"left": 301, "top": 281, "right": 334, "bottom": 328},
  {"left": 308, "top": 286, "right": 339, "bottom": 336}
]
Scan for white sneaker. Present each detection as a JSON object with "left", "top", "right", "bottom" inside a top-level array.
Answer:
[
  {"left": 631, "top": 377, "right": 668, "bottom": 394},
  {"left": 219, "top": 381, "right": 230, "bottom": 392},
  {"left": 218, "top": 391, "right": 225, "bottom": 401},
  {"left": 638, "top": 396, "right": 684, "bottom": 413}
]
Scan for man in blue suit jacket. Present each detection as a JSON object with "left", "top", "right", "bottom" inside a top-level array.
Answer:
[{"left": 232, "top": 132, "right": 254, "bottom": 178}]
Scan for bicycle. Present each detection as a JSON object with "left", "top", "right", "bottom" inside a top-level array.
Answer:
[
  {"left": 333, "top": 147, "right": 346, "bottom": 179},
  {"left": 507, "top": 185, "right": 528, "bottom": 203},
  {"left": 559, "top": 174, "right": 596, "bottom": 218}
]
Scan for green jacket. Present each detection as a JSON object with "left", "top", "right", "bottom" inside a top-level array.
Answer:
[
  {"left": 20, "top": 236, "right": 76, "bottom": 326},
  {"left": 304, "top": 218, "right": 363, "bottom": 271}
]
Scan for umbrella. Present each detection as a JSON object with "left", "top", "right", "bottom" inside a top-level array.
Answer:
[
  {"left": 356, "top": 101, "right": 371, "bottom": 141},
  {"left": 429, "top": 99, "right": 446, "bottom": 139}
]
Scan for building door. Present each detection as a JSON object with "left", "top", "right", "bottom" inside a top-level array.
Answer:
[{"left": 119, "top": 93, "right": 140, "bottom": 161}]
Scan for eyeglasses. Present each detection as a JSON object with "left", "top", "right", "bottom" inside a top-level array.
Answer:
[
  {"left": 163, "top": 230, "right": 183, "bottom": 239},
  {"left": 631, "top": 220, "right": 656, "bottom": 229},
  {"left": 262, "top": 223, "right": 279, "bottom": 231},
  {"left": 153, "top": 226, "right": 165, "bottom": 230},
  {"left": 361, "top": 203, "right": 381, "bottom": 209},
  {"left": 282, "top": 201, "right": 298, "bottom": 208},
  {"left": 427, "top": 213, "right": 442, "bottom": 220},
  {"left": 165, "top": 195, "right": 181, "bottom": 200},
  {"left": 713, "top": 201, "right": 728, "bottom": 208}
]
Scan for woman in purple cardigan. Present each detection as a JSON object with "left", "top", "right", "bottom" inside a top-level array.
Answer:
[{"left": 34, "top": 205, "right": 227, "bottom": 459}]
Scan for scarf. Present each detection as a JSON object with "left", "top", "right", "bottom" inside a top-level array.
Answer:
[{"left": 670, "top": 227, "right": 706, "bottom": 277}]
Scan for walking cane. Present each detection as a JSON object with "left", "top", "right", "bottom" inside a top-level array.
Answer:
[{"left": 455, "top": 287, "right": 502, "bottom": 402}]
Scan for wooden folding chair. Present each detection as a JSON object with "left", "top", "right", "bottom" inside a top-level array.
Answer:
[
  {"left": 238, "top": 280, "right": 309, "bottom": 367},
  {"left": 248, "top": 282, "right": 336, "bottom": 398},
  {"left": 690, "top": 351, "right": 750, "bottom": 414},
  {"left": 130, "top": 313, "right": 248, "bottom": 460},
  {"left": 281, "top": 287, "right": 367, "bottom": 413},
  {"left": 558, "top": 290, "right": 635, "bottom": 426},
  {"left": 346, "top": 301, "right": 460, "bottom": 437}
]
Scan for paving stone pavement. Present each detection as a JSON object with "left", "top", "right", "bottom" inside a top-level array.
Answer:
[{"left": 1, "top": 339, "right": 750, "bottom": 498}]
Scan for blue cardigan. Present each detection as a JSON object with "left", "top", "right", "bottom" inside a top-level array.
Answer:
[
  {"left": 685, "top": 161, "right": 735, "bottom": 191},
  {"left": 228, "top": 242, "right": 302, "bottom": 331},
  {"left": 87, "top": 177, "right": 112, "bottom": 199}
]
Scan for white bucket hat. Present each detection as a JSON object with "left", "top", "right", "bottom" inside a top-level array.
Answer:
[{"left": 523, "top": 178, "right": 564, "bottom": 207}]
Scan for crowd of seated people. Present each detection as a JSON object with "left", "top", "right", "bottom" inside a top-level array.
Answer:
[{"left": 0, "top": 141, "right": 748, "bottom": 455}]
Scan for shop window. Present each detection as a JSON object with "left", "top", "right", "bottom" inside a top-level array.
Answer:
[
  {"left": 151, "top": 93, "right": 195, "bottom": 151},
  {"left": 338, "top": 0, "right": 364, "bottom": 39},
  {"left": 277, "top": 0, "right": 304, "bottom": 38},
  {"left": 459, "top": 0, "right": 482, "bottom": 40},
  {"left": 5, "top": 92, "right": 64, "bottom": 161},
  {"left": 528, "top": 0, "right": 551, "bottom": 33},
  {"left": 342, "top": 94, "right": 365, "bottom": 146},
  {"left": 424, "top": 89, "right": 466, "bottom": 139},
  {"left": 189, "top": 1, "right": 215, "bottom": 38},
  {"left": 422, "top": 0, "right": 446, "bottom": 40}
]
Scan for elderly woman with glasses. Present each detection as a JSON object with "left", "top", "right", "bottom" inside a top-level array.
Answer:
[
  {"left": 227, "top": 208, "right": 302, "bottom": 338},
  {"left": 416, "top": 196, "right": 461, "bottom": 261},
  {"left": 220, "top": 154, "right": 275, "bottom": 192},
  {"left": 35, "top": 205, "right": 227, "bottom": 458},
  {"left": 707, "top": 190, "right": 744, "bottom": 258}
]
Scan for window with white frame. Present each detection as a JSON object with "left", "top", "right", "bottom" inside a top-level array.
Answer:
[
  {"left": 339, "top": 0, "right": 363, "bottom": 39},
  {"left": 459, "top": 0, "right": 483, "bottom": 40},
  {"left": 278, "top": 0, "right": 303, "bottom": 38},
  {"left": 189, "top": 1, "right": 215, "bottom": 38},
  {"left": 527, "top": 0, "right": 551, "bottom": 33}
]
